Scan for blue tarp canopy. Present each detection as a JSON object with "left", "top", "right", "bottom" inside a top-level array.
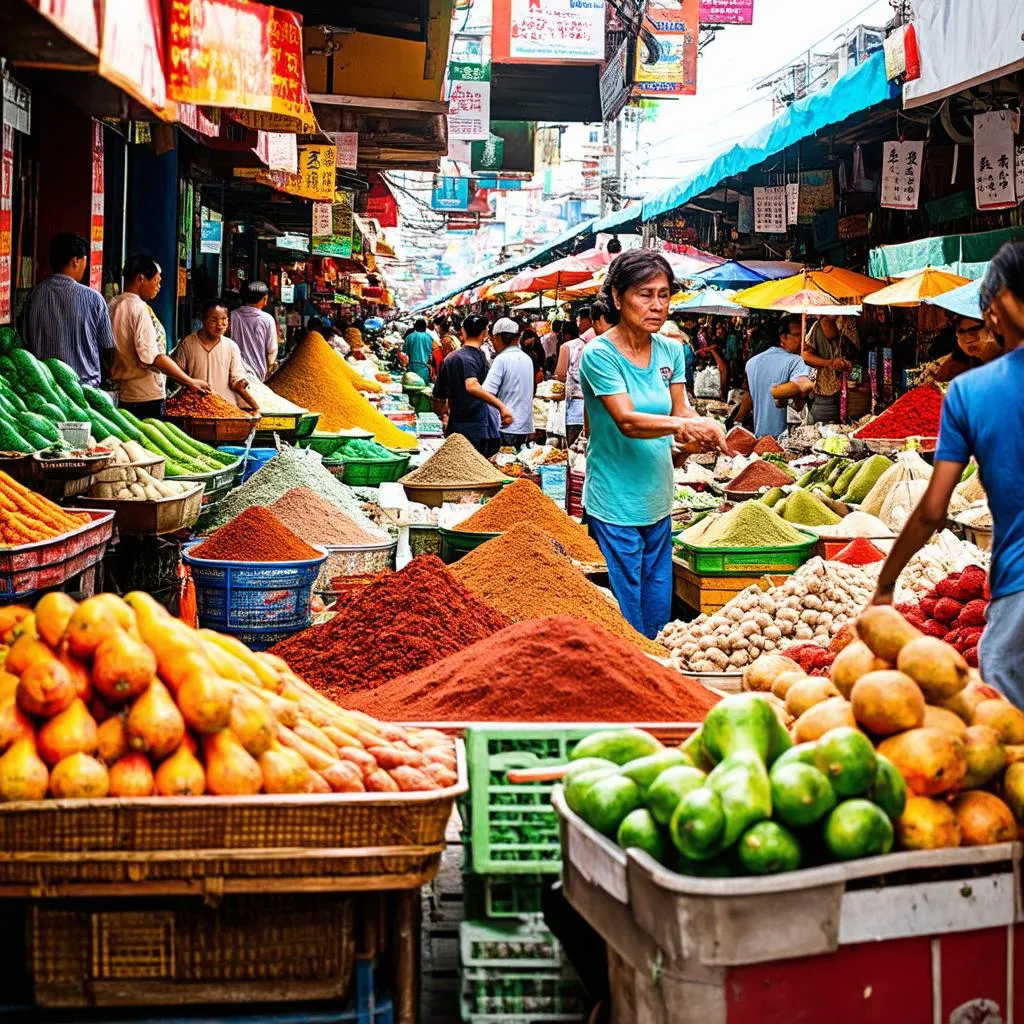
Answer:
[
  {"left": 923, "top": 279, "right": 984, "bottom": 320},
  {"left": 642, "top": 50, "right": 900, "bottom": 221},
  {"left": 693, "top": 260, "right": 769, "bottom": 288}
]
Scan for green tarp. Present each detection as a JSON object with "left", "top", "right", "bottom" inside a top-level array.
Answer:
[{"left": 868, "top": 226, "right": 1024, "bottom": 280}]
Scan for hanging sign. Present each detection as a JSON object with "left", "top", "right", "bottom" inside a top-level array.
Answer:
[
  {"left": 2, "top": 80, "right": 31, "bottom": 135},
  {"left": 312, "top": 202, "right": 333, "bottom": 237},
  {"left": 432, "top": 177, "right": 471, "bottom": 211},
  {"left": 974, "top": 111, "right": 1017, "bottom": 211},
  {"left": 99, "top": 0, "right": 169, "bottom": 118},
  {"left": 448, "top": 63, "right": 491, "bottom": 141},
  {"left": 785, "top": 182, "right": 800, "bottom": 226},
  {"left": 89, "top": 121, "right": 104, "bottom": 291},
  {"left": 0, "top": 124, "right": 12, "bottom": 324},
  {"left": 27, "top": 0, "right": 99, "bottom": 55},
  {"left": 698, "top": 0, "right": 753, "bottom": 25},
  {"left": 270, "top": 143, "right": 336, "bottom": 200},
  {"left": 178, "top": 103, "right": 221, "bottom": 137},
  {"left": 1016, "top": 145, "right": 1024, "bottom": 205},
  {"left": 633, "top": 0, "right": 698, "bottom": 97},
  {"left": 797, "top": 169, "right": 833, "bottom": 224},
  {"left": 332, "top": 132, "right": 359, "bottom": 170},
  {"left": 312, "top": 192, "right": 353, "bottom": 258},
  {"left": 200, "top": 208, "right": 223, "bottom": 254},
  {"left": 275, "top": 234, "right": 309, "bottom": 252},
  {"left": 508, "top": 0, "right": 605, "bottom": 62},
  {"left": 254, "top": 131, "right": 298, "bottom": 172},
  {"left": 366, "top": 175, "right": 399, "bottom": 228},
  {"left": 881, "top": 140, "right": 923, "bottom": 210},
  {"left": 752, "top": 186, "right": 787, "bottom": 234}
]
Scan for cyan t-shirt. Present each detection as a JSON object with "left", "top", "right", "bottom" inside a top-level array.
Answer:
[
  {"left": 403, "top": 330, "right": 434, "bottom": 375},
  {"left": 745, "top": 345, "right": 809, "bottom": 438},
  {"left": 580, "top": 334, "right": 686, "bottom": 526},
  {"left": 935, "top": 349, "right": 1024, "bottom": 599}
]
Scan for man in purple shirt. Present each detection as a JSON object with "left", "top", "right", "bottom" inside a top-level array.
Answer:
[{"left": 229, "top": 281, "right": 278, "bottom": 380}]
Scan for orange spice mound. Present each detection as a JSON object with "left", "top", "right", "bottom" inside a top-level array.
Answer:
[
  {"left": 725, "top": 426, "right": 757, "bottom": 457},
  {"left": 455, "top": 479, "right": 603, "bottom": 562},
  {"left": 752, "top": 435, "right": 784, "bottom": 456},
  {"left": 190, "top": 506, "right": 320, "bottom": 562},
  {"left": 165, "top": 389, "right": 254, "bottom": 419}
]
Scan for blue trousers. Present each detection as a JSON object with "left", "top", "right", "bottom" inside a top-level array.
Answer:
[
  {"left": 979, "top": 589, "right": 1024, "bottom": 706},
  {"left": 588, "top": 516, "right": 674, "bottom": 639}
]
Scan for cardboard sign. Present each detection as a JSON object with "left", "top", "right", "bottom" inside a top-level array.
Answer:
[
  {"left": 881, "top": 140, "right": 923, "bottom": 210},
  {"left": 753, "top": 186, "right": 786, "bottom": 234},
  {"left": 974, "top": 111, "right": 1017, "bottom": 210}
]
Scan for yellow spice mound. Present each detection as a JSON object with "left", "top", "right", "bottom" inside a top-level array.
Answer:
[{"left": 269, "top": 333, "right": 416, "bottom": 448}]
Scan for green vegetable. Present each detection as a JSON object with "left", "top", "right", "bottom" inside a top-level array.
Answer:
[
  {"left": 43, "top": 358, "right": 87, "bottom": 408},
  {"left": 738, "top": 820, "right": 803, "bottom": 874},
  {"left": 160, "top": 420, "right": 235, "bottom": 464},
  {"left": 9, "top": 348, "right": 65, "bottom": 409},
  {"left": 771, "top": 741, "right": 819, "bottom": 772},
  {"left": 22, "top": 394, "right": 66, "bottom": 423},
  {"left": 867, "top": 753, "right": 907, "bottom": 822},
  {"left": 619, "top": 748, "right": 689, "bottom": 793},
  {"left": 565, "top": 766, "right": 618, "bottom": 816},
  {"left": 579, "top": 774, "right": 645, "bottom": 836},
  {"left": 0, "top": 420, "right": 33, "bottom": 453},
  {"left": 85, "top": 408, "right": 127, "bottom": 443},
  {"left": 842, "top": 455, "right": 892, "bottom": 504},
  {"left": 769, "top": 762, "right": 837, "bottom": 828},
  {"left": 570, "top": 728, "right": 662, "bottom": 766},
  {"left": 0, "top": 326, "right": 17, "bottom": 356},
  {"left": 562, "top": 757, "right": 617, "bottom": 786},
  {"left": 670, "top": 786, "right": 725, "bottom": 860},
  {"left": 18, "top": 426, "right": 50, "bottom": 450},
  {"left": 617, "top": 808, "right": 670, "bottom": 864},
  {"left": 832, "top": 458, "right": 865, "bottom": 498},
  {"left": 82, "top": 387, "right": 146, "bottom": 442},
  {"left": 0, "top": 376, "right": 26, "bottom": 411},
  {"left": 760, "top": 487, "right": 786, "bottom": 508},
  {"left": 701, "top": 693, "right": 779, "bottom": 764},
  {"left": 680, "top": 728, "right": 715, "bottom": 771},
  {"left": 16, "top": 411, "right": 59, "bottom": 443},
  {"left": 0, "top": 356, "right": 17, "bottom": 382},
  {"left": 645, "top": 765, "right": 707, "bottom": 826},
  {"left": 823, "top": 799, "right": 894, "bottom": 860},
  {"left": 960, "top": 462, "right": 977, "bottom": 483},
  {"left": 814, "top": 727, "right": 877, "bottom": 798}
]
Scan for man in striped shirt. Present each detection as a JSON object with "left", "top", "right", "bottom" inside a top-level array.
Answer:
[{"left": 20, "top": 233, "right": 115, "bottom": 386}]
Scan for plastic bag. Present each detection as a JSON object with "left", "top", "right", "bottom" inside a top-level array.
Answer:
[
  {"left": 694, "top": 364, "right": 721, "bottom": 399},
  {"left": 861, "top": 450, "right": 932, "bottom": 517},
  {"left": 545, "top": 399, "right": 567, "bottom": 439},
  {"left": 880, "top": 477, "right": 929, "bottom": 530}
]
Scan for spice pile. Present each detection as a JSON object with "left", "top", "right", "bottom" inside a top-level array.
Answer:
[
  {"left": 338, "top": 439, "right": 399, "bottom": 461},
  {"left": 898, "top": 565, "right": 989, "bottom": 666},
  {"left": 243, "top": 376, "right": 307, "bottom": 415},
  {"left": 682, "top": 501, "right": 808, "bottom": 548},
  {"left": 269, "top": 333, "right": 414, "bottom": 447},
  {"left": 402, "top": 433, "right": 508, "bottom": 486},
  {"left": 269, "top": 556, "right": 511, "bottom": 698},
  {"left": 813, "top": 510, "right": 892, "bottom": 539},
  {"left": 166, "top": 389, "right": 255, "bottom": 419},
  {"left": 854, "top": 385, "right": 944, "bottom": 439},
  {"left": 751, "top": 435, "right": 784, "bottom": 456},
  {"left": 725, "top": 426, "right": 757, "bottom": 456},
  {"left": 455, "top": 479, "right": 603, "bottom": 562},
  {"left": 727, "top": 459, "right": 793, "bottom": 492},
  {"left": 270, "top": 487, "right": 388, "bottom": 546},
  {"left": 0, "top": 471, "right": 89, "bottom": 545},
  {"left": 776, "top": 488, "right": 842, "bottom": 527},
  {"left": 196, "top": 447, "right": 378, "bottom": 535},
  {"left": 346, "top": 616, "right": 719, "bottom": 722},
  {"left": 451, "top": 523, "right": 665, "bottom": 655},
  {"left": 190, "top": 506, "right": 320, "bottom": 562},
  {"left": 832, "top": 537, "right": 886, "bottom": 566}
]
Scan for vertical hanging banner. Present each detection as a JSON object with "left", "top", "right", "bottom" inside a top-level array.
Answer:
[
  {"left": 332, "top": 132, "right": 359, "bottom": 170},
  {"left": 254, "top": 131, "right": 298, "bottom": 173},
  {"left": 881, "top": 141, "right": 924, "bottom": 210},
  {"left": 366, "top": 174, "right": 399, "bottom": 228},
  {"left": 698, "top": 0, "right": 753, "bottom": 24},
  {"left": 448, "top": 63, "right": 491, "bottom": 141},
  {"left": 508, "top": 0, "right": 605, "bottom": 61},
  {"left": 797, "top": 169, "right": 834, "bottom": 224},
  {"left": 311, "top": 192, "right": 353, "bottom": 258},
  {"left": 974, "top": 111, "right": 1017, "bottom": 211},
  {"left": 1016, "top": 145, "right": 1024, "bottom": 204},
  {"left": 0, "top": 124, "right": 12, "bottom": 324},
  {"left": 753, "top": 186, "right": 787, "bottom": 234},
  {"left": 89, "top": 121, "right": 104, "bottom": 292},
  {"left": 431, "top": 177, "right": 471, "bottom": 211},
  {"left": 633, "top": 0, "right": 698, "bottom": 97},
  {"left": 99, "top": 0, "right": 169, "bottom": 117},
  {"left": 269, "top": 144, "right": 336, "bottom": 200},
  {"left": 785, "top": 182, "right": 800, "bottom": 226},
  {"left": 312, "top": 202, "right": 333, "bottom": 237}
]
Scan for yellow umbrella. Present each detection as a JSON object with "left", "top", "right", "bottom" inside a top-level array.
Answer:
[
  {"left": 733, "top": 267, "right": 885, "bottom": 309},
  {"left": 862, "top": 267, "right": 970, "bottom": 307}
]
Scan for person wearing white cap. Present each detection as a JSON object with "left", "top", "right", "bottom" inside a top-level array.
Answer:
[{"left": 484, "top": 318, "right": 536, "bottom": 449}]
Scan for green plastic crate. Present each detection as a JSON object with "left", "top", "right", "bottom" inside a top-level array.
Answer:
[
  {"left": 482, "top": 875, "right": 547, "bottom": 918},
  {"left": 339, "top": 453, "right": 411, "bottom": 486},
  {"left": 438, "top": 526, "right": 499, "bottom": 564},
  {"left": 463, "top": 726, "right": 592, "bottom": 875},
  {"left": 298, "top": 432, "right": 350, "bottom": 458},
  {"left": 460, "top": 966, "right": 584, "bottom": 1021},
  {"left": 460, "top": 919, "right": 562, "bottom": 969},
  {"left": 295, "top": 412, "right": 321, "bottom": 438},
  {"left": 673, "top": 528, "right": 818, "bottom": 576}
]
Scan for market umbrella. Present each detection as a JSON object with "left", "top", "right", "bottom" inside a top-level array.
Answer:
[
  {"left": 732, "top": 267, "right": 885, "bottom": 310},
  {"left": 863, "top": 267, "right": 971, "bottom": 307},
  {"left": 499, "top": 255, "right": 597, "bottom": 294},
  {"left": 692, "top": 260, "right": 770, "bottom": 289},
  {"left": 923, "top": 278, "right": 984, "bottom": 320},
  {"left": 671, "top": 288, "right": 750, "bottom": 317},
  {"left": 661, "top": 246, "right": 725, "bottom": 279}
]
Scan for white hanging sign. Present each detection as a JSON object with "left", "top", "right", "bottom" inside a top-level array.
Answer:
[
  {"left": 785, "top": 182, "right": 800, "bottom": 226},
  {"left": 331, "top": 132, "right": 359, "bottom": 170},
  {"left": 311, "top": 202, "right": 333, "bottom": 237},
  {"left": 1015, "top": 144, "right": 1024, "bottom": 207},
  {"left": 881, "top": 140, "right": 924, "bottom": 210},
  {"left": 753, "top": 186, "right": 787, "bottom": 234},
  {"left": 447, "top": 62, "right": 491, "bottom": 141},
  {"left": 974, "top": 111, "right": 1017, "bottom": 210}
]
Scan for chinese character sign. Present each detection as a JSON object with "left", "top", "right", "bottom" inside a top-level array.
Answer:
[
  {"left": 312, "top": 202, "right": 333, "bottom": 237},
  {"left": 1016, "top": 145, "right": 1024, "bottom": 205},
  {"left": 509, "top": 0, "right": 605, "bottom": 62},
  {"left": 270, "top": 144, "right": 336, "bottom": 200},
  {"left": 90, "top": 121, "right": 104, "bottom": 291},
  {"left": 797, "top": 169, "right": 833, "bottom": 224},
  {"left": 99, "top": 0, "right": 168, "bottom": 115},
  {"left": 974, "top": 111, "right": 1017, "bottom": 211},
  {"left": 785, "top": 182, "right": 799, "bottom": 226},
  {"left": 881, "top": 141, "right": 923, "bottom": 210},
  {"left": 332, "top": 132, "right": 359, "bottom": 170},
  {"left": 0, "top": 125, "right": 12, "bottom": 323},
  {"left": 448, "top": 62, "right": 491, "bottom": 141},
  {"left": 753, "top": 186, "right": 786, "bottom": 234},
  {"left": 311, "top": 191, "right": 353, "bottom": 258},
  {"left": 633, "top": 0, "right": 698, "bottom": 97},
  {"left": 698, "top": 0, "right": 753, "bottom": 25}
]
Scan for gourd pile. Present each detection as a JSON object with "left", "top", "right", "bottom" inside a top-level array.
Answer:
[
  {"left": 0, "top": 591, "right": 457, "bottom": 800},
  {"left": 658, "top": 558, "right": 875, "bottom": 673}
]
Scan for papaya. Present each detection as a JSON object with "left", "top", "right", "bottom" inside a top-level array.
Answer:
[
  {"left": 856, "top": 606, "right": 922, "bottom": 662},
  {"left": 738, "top": 820, "right": 802, "bottom": 874},
  {"left": 63, "top": 597, "right": 119, "bottom": 660},
  {"left": 644, "top": 765, "right": 707, "bottom": 826},
  {"left": 742, "top": 655, "right": 802, "bottom": 693},
  {"left": 177, "top": 673, "right": 232, "bottom": 734},
  {"left": 785, "top": 677, "right": 841, "bottom": 719},
  {"left": 680, "top": 727, "right": 714, "bottom": 771},
  {"left": 0, "top": 697, "right": 34, "bottom": 753},
  {"left": 1003, "top": 762, "right": 1024, "bottom": 823},
  {"left": 619, "top": 748, "right": 688, "bottom": 793},
  {"left": 579, "top": 774, "right": 644, "bottom": 837},
  {"left": 771, "top": 741, "right": 819, "bottom": 771},
  {"left": 562, "top": 757, "right": 617, "bottom": 786},
  {"left": 960, "top": 725, "right": 1007, "bottom": 790},
  {"left": 108, "top": 752, "right": 155, "bottom": 797},
  {"left": 6, "top": 634, "right": 56, "bottom": 676},
  {"left": 124, "top": 591, "right": 211, "bottom": 691},
  {"left": 127, "top": 681, "right": 185, "bottom": 759},
  {"left": 570, "top": 728, "right": 662, "bottom": 766},
  {"left": 940, "top": 679, "right": 1006, "bottom": 724},
  {"left": 154, "top": 742, "right": 206, "bottom": 796},
  {"left": 17, "top": 656, "right": 76, "bottom": 718},
  {"left": 617, "top": 808, "right": 670, "bottom": 864},
  {"left": 670, "top": 786, "right": 725, "bottom": 860},
  {"left": 814, "top": 727, "right": 877, "bottom": 798},
  {"left": 96, "top": 714, "right": 129, "bottom": 765},
  {"left": 0, "top": 738, "right": 48, "bottom": 801},
  {"left": 896, "top": 637, "right": 968, "bottom": 702},
  {"left": 259, "top": 746, "right": 316, "bottom": 794},
  {"left": 767, "top": 710, "right": 793, "bottom": 764},
  {"left": 92, "top": 629, "right": 157, "bottom": 702},
  {"left": 33, "top": 592, "right": 77, "bottom": 649},
  {"left": 36, "top": 699, "right": 98, "bottom": 767},
  {"left": 0, "top": 670, "right": 17, "bottom": 705},
  {"left": 770, "top": 762, "right": 836, "bottom": 828},
  {"left": 228, "top": 689, "right": 276, "bottom": 756},
  {"left": 49, "top": 752, "right": 109, "bottom": 799},
  {"left": 867, "top": 753, "right": 907, "bottom": 823},
  {"left": 850, "top": 671, "right": 925, "bottom": 736},
  {"left": 971, "top": 700, "right": 1024, "bottom": 744},
  {"left": 896, "top": 795, "right": 961, "bottom": 850},
  {"left": 823, "top": 799, "right": 894, "bottom": 860},
  {"left": 565, "top": 767, "right": 617, "bottom": 816},
  {"left": 951, "top": 791, "right": 1016, "bottom": 846},
  {"left": 702, "top": 693, "right": 779, "bottom": 763},
  {"left": 202, "top": 729, "right": 263, "bottom": 795},
  {"left": 89, "top": 593, "right": 137, "bottom": 634},
  {"left": 793, "top": 697, "right": 857, "bottom": 743},
  {"left": 922, "top": 705, "right": 968, "bottom": 737},
  {"left": 877, "top": 728, "right": 967, "bottom": 797}
]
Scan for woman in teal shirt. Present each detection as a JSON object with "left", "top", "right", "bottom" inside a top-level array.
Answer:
[{"left": 581, "top": 250, "right": 732, "bottom": 638}]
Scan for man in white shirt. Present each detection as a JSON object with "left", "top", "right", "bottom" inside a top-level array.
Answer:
[
  {"left": 229, "top": 281, "right": 278, "bottom": 380},
  {"left": 540, "top": 320, "right": 562, "bottom": 365},
  {"left": 484, "top": 318, "right": 536, "bottom": 449}
]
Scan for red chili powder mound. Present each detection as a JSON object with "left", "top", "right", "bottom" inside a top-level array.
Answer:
[
  {"left": 725, "top": 426, "right": 757, "bottom": 457},
  {"left": 190, "top": 506, "right": 320, "bottom": 562},
  {"left": 854, "top": 385, "right": 944, "bottom": 439},
  {"left": 833, "top": 537, "right": 885, "bottom": 566},
  {"left": 269, "top": 555, "right": 511, "bottom": 700},
  {"left": 728, "top": 459, "right": 793, "bottom": 492},
  {"left": 343, "top": 615, "right": 720, "bottom": 722},
  {"left": 751, "top": 435, "right": 784, "bottom": 456}
]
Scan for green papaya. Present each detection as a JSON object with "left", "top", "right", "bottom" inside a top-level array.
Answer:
[
  {"left": 738, "top": 821, "right": 803, "bottom": 874},
  {"left": 702, "top": 693, "right": 779, "bottom": 764},
  {"left": 670, "top": 786, "right": 725, "bottom": 860},
  {"left": 563, "top": 758, "right": 617, "bottom": 786},
  {"left": 579, "top": 774, "right": 645, "bottom": 837},
  {"left": 768, "top": 710, "right": 793, "bottom": 764},
  {"left": 771, "top": 741, "right": 819, "bottom": 771},
  {"left": 867, "top": 753, "right": 907, "bottom": 822},
  {"left": 565, "top": 767, "right": 619, "bottom": 816},
  {"left": 570, "top": 728, "right": 662, "bottom": 766},
  {"left": 617, "top": 808, "right": 670, "bottom": 864},
  {"left": 823, "top": 799, "right": 894, "bottom": 861},
  {"left": 680, "top": 727, "right": 715, "bottom": 771},
  {"left": 814, "top": 727, "right": 877, "bottom": 798},
  {"left": 770, "top": 762, "right": 837, "bottom": 828},
  {"left": 619, "top": 748, "right": 689, "bottom": 793},
  {"left": 645, "top": 765, "right": 707, "bottom": 826}
]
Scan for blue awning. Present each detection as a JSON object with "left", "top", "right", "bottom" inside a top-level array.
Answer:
[
  {"left": 592, "top": 204, "right": 642, "bottom": 234},
  {"left": 694, "top": 260, "right": 768, "bottom": 288},
  {"left": 642, "top": 50, "right": 900, "bottom": 222}
]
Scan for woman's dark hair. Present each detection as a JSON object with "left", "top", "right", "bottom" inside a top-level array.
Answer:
[
  {"left": 200, "top": 298, "right": 229, "bottom": 319},
  {"left": 123, "top": 253, "right": 161, "bottom": 282},
  {"left": 980, "top": 242, "right": 1024, "bottom": 311},
  {"left": 520, "top": 328, "right": 539, "bottom": 345},
  {"left": 463, "top": 314, "right": 489, "bottom": 338},
  {"left": 306, "top": 317, "right": 327, "bottom": 334},
  {"left": 590, "top": 296, "right": 613, "bottom": 325},
  {"left": 597, "top": 250, "right": 675, "bottom": 326}
]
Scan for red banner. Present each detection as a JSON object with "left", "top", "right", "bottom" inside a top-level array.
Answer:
[
  {"left": 0, "top": 125, "right": 13, "bottom": 324},
  {"left": 366, "top": 174, "right": 399, "bottom": 228},
  {"left": 26, "top": 0, "right": 99, "bottom": 55},
  {"left": 89, "top": 121, "right": 104, "bottom": 293},
  {"left": 99, "top": 0, "right": 170, "bottom": 116}
]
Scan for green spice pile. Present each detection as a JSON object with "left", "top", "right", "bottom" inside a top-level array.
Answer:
[
  {"left": 196, "top": 446, "right": 377, "bottom": 534},
  {"left": 401, "top": 433, "right": 508, "bottom": 486},
  {"left": 779, "top": 488, "right": 842, "bottom": 527},
  {"left": 338, "top": 438, "right": 398, "bottom": 461},
  {"left": 683, "top": 501, "right": 808, "bottom": 548}
]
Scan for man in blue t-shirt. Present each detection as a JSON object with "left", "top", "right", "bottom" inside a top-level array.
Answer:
[
  {"left": 872, "top": 243, "right": 1023, "bottom": 702},
  {"left": 402, "top": 318, "right": 435, "bottom": 382},
  {"left": 739, "top": 316, "right": 815, "bottom": 437}
]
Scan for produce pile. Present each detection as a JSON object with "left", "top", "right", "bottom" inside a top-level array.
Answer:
[
  {"left": 455, "top": 479, "right": 603, "bottom": 563},
  {"left": 771, "top": 488, "right": 841, "bottom": 527},
  {"left": 337, "top": 438, "right": 400, "bottom": 461},
  {"left": 813, "top": 510, "right": 892, "bottom": 539},
  {"left": 726, "top": 460, "right": 793, "bottom": 493},
  {"left": 751, "top": 435, "right": 784, "bottom": 457},
  {"left": 191, "top": 507, "right": 322, "bottom": 563},
  {"left": 344, "top": 616, "right": 719, "bottom": 723},
  {"left": 451, "top": 523, "right": 666, "bottom": 656},
  {"left": 88, "top": 465, "right": 193, "bottom": 502},
  {"left": 401, "top": 433, "right": 508, "bottom": 487},
  {"left": 165, "top": 390, "right": 255, "bottom": 420},
  {"left": 681, "top": 501, "right": 809, "bottom": 549},
  {"left": 0, "top": 591, "right": 458, "bottom": 799},
  {"left": 270, "top": 487, "right": 388, "bottom": 547},
  {"left": 897, "top": 566, "right": 989, "bottom": 667},
  {"left": 0, "top": 471, "right": 89, "bottom": 545},
  {"left": 780, "top": 453, "right": 892, "bottom": 506},
  {"left": 854, "top": 385, "right": 944, "bottom": 440},
  {"left": 776, "top": 641, "right": 838, "bottom": 676},
  {"left": 658, "top": 558, "right": 875, "bottom": 672},
  {"left": 892, "top": 530, "right": 989, "bottom": 604}
]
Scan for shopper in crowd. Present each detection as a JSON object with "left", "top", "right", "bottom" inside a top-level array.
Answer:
[
  {"left": 520, "top": 328, "right": 546, "bottom": 387},
  {"left": 229, "top": 280, "right": 279, "bottom": 381},
  {"left": 578, "top": 305, "right": 596, "bottom": 341},
  {"left": 540, "top": 319, "right": 562, "bottom": 364},
  {"left": 929, "top": 314, "right": 1004, "bottom": 382},
  {"left": 558, "top": 297, "right": 613, "bottom": 446},
  {"left": 173, "top": 298, "right": 260, "bottom": 414},
  {"left": 484, "top": 318, "right": 535, "bottom": 450},
  {"left": 580, "top": 249, "right": 732, "bottom": 639},
  {"left": 432, "top": 313, "right": 509, "bottom": 457},
  {"left": 873, "top": 242, "right": 1024, "bottom": 702},
  {"left": 402, "top": 317, "right": 435, "bottom": 382},
  {"left": 431, "top": 319, "right": 460, "bottom": 379},
  {"left": 802, "top": 314, "right": 855, "bottom": 423},
  {"left": 20, "top": 232, "right": 114, "bottom": 387},
  {"left": 108, "top": 254, "right": 210, "bottom": 419},
  {"left": 734, "top": 315, "right": 815, "bottom": 438}
]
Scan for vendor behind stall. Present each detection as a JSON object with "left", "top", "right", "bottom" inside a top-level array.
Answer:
[
  {"left": 927, "top": 315, "right": 1004, "bottom": 382},
  {"left": 802, "top": 315, "right": 856, "bottom": 423}
]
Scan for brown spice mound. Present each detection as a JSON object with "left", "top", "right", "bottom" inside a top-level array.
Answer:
[
  {"left": 343, "top": 615, "right": 719, "bottom": 722},
  {"left": 166, "top": 388, "right": 254, "bottom": 419},
  {"left": 401, "top": 433, "right": 508, "bottom": 486},
  {"left": 270, "top": 486, "right": 384, "bottom": 546},
  {"left": 268, "top": 555, "right": 511, "bottom": 699},
  {"left": 190, "top": 506, "right": 320, "bottom": 562},
  {"left": 725, "top": 426, "right": 757, "bottom": 457},
  {"left": 456, "top": 479, "right": 603, "bottom": 562},
  {"left": 451, "top": 523, "right": 666, "bottom": 656},
  {"left": 752, "top": 435, "right": 784, "bottom": 456},
  {"left": 727, "top": 459, "right": 793, "bottom": 492}
]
